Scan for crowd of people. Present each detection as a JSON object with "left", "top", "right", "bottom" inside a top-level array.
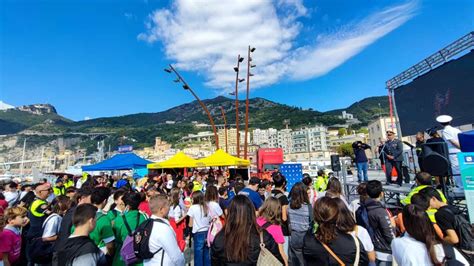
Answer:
[{"left": 0, "top": 166, "right": 472, "bottom": 266}]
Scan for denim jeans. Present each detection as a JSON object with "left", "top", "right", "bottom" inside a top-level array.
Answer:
[
  {"left": 356, "top": 162, "right": 368, "bottom": 181},
  {"left": 193, "top": 231, "right": 210, "bottom": 266}
]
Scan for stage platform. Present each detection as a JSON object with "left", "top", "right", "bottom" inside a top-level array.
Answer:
[
  {"left": 345, "top": 180, "right": 467, "bottom": 213},
  {"left": 345, "top": 181, "right": 411, "bottom": 208}
]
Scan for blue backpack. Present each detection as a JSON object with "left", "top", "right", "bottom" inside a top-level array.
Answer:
[{"left": 355, "top": 203, "right": 375, "bottom": 240}]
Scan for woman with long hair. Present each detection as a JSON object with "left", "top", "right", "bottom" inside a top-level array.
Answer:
[
  {"left": 302, "top": 174, "right": 317, "bottom": 205},
  {"left": 187, "top": 190, "right": 211, "bottom": 266},
  {"left": 391, "top": 204, "right": 469, "bottom": 265},
  {"left": 334, "top": 197, "right": 376, "bottom": 265},
  {"left": 204, "top": 185, "right": 219, "bottom": 203},
  {"left": 303, "top": 197, "right": 368, "bottom": 266},
  {"left": 258, "top": 197, "right": 288, "bottom": 265},
  {"left": 204, "top": 184, "right": 224, "bottom": 220},
  {"left": 211, "top": 195, "right": 283, "bottom": 265},
  {"left": 169, "top": 187, "right": 186, "bottom": 252},
  {"left": 288, "top": 182, "right": 312, "bottom": 266}
]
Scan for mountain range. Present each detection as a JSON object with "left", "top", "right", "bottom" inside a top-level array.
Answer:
[{"left": 0, "top": 96, "right": 389, "bottom": 150}]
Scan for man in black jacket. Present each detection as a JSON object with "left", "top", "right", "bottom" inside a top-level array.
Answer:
[
  {"left": 352, "top": 141, "right": 371, "bottom": 182},
  {"left": 381, "top": 130, "right": 404, "bottom": 186},
  {"left": 365, "top": 180, "right": 395, "bottom": 265}
]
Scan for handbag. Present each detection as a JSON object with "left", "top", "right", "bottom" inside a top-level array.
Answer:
[{"left": 256, "top": 231, "right": 283, "bottom": 266}]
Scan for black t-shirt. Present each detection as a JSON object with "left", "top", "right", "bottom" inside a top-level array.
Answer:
[
  {"left": 303, "top": 230, "right": 368, "bottom": 266},
  {"left": 271, "top": 189, "right": 290, "bottom": 236},
  {"left": 435, "top": 205, "right": 457, "bottom": 233}
]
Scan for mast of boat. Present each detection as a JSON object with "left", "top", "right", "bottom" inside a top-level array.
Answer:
[
  {"left": 20, "top": 138, "right": 27, "bottom": 177},
  {"left": 39, "top": 147, "right": 45, "bottom": 170}
]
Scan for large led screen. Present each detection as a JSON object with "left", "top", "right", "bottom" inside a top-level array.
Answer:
[{"left": 394, "top": 50, "right": 474, "bottom": 136}]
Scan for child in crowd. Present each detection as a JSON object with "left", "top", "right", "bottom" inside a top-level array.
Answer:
[
  {"left": 54, "top": 204, "right": 105, "bottom": 266},
  {"left": 0, "top": 206, "right": 28, "bottom": 266},
  {"left": 257, "top": 197, "right": 288, "bottom": 266},
  {"left": 169, "top": 188, "right": 186, "bottom": 252},
  {"left": 187, "top": 191, "right": 214, "bottom": 266},
  {"left": 364, "top": 180, "right": 395, "bottom": 265}
]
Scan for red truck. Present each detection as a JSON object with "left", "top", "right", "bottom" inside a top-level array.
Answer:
[{"left": 255, "top": 148, "right": 284, "bottom": 179}]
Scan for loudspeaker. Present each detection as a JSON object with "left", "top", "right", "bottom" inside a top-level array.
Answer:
[
  {"left": 330, "top": 155, "right": 341, "bottom": 172},
  {"left": 421, "top": 142, "right": 450, "bottom": 176}
]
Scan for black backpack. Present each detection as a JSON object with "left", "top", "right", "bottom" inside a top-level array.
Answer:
[
  {"left": 444, "top": 208, "right": 474, "bottom": 261},
  {"left": 355, "top": 203, "right": 375, "bottom": 240},
  {"left": 442, "top": 243, "right": 467, "bottom": 266},
  {"left": 133, "top": 218, "right": 167, "bottom": 262}
]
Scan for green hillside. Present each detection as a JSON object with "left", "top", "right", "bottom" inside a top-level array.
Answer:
[
  {"left": 325, "top": 96, "right": 389, "bottom": 124},
  {"left": 0, "top": 109, "right": 72, "bottom": 134},
  {"left": 2, "top": 96, "right": 389, "bottom": 150}
]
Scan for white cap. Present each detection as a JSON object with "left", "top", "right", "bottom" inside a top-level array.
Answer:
[
  {"left": 436, "top": 115, "right": 453, "bottom": 123},
  {"left": 166, "top": 179, "right": 173, "bottom": 189}
]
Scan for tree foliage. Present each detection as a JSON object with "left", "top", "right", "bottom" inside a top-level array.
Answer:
[{"left": 337, "top": 143, "right": 354, "bottom": 158}]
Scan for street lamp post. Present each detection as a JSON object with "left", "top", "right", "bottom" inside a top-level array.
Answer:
[
  {"left": 165, "top": 65, "right": 219, "bottom": 149},
  {"left": 220, "top": 106, "right": 228, "bottom": 153},
  {"left": 233, "top": 55, "right": 245, "bottom": 158},
  {"left": 244, "top": 46, "right": 256, "bottom": 160}
]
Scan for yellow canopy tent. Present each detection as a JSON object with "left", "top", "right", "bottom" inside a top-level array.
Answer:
[
  {"left": 196, "top": 149, "right": 250, "bottom": 167},
  {"left": 147, "top": 151, "right": 198, "bottom": 169}
]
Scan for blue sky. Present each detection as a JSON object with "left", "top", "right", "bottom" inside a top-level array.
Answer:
[{"left": 1, "top": 0, "right": 472, "bottom": 121}]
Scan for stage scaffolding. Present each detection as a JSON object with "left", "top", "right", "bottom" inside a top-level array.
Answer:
[{"left": 385, "top": 31, "right": 474, "bottom": 137}]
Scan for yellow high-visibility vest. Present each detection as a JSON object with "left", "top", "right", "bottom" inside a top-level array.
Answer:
[
  {"left": 314, "top": 176, "right": 328, "bottom": 192},
  {"left": 30, "top": 199, "right": 47, "bottom": 217},
  {"left": 53, "top": 186, "right": 65, "bottom": 196}
]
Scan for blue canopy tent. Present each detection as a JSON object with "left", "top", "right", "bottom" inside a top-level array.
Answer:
[{"left": 82, "top": 153, "right": 152, "bottom": 172}]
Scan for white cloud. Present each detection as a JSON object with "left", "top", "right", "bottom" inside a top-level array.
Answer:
[
  {"left": 139, "top": 0, "right": 417, "bottom": 92},
  {"left": 286, "top": 2, "right": 417, "bottom": 80},
  {"left": 84, "top": 116, "right": 91, "bottom": 121}
]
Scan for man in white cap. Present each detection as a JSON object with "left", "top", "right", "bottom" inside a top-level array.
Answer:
[{"left": 436, "top": 115, "right": 462, "bottom": 189}]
